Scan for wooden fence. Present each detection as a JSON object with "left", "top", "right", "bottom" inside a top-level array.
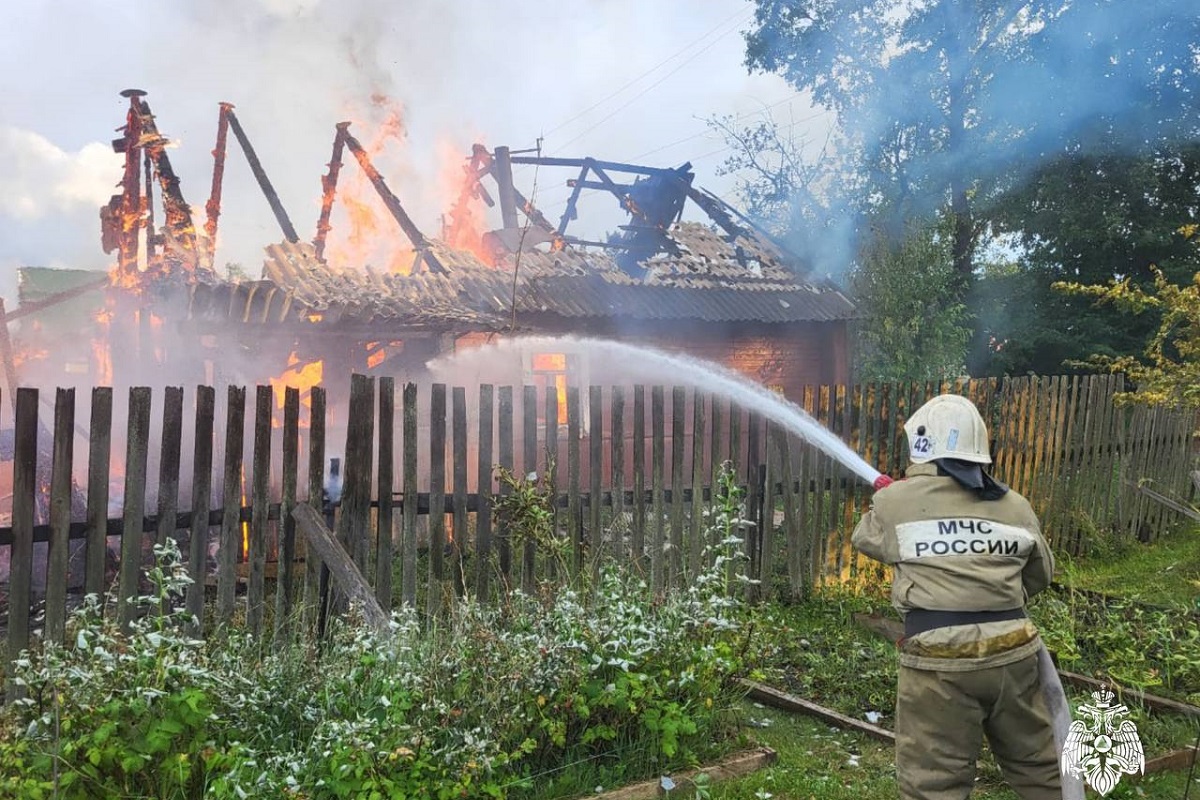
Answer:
[{"left": 0, "top": 374, "right": 1196, "bottom": 683}]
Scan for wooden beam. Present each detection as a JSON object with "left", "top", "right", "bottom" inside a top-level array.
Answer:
[
  {"left": 585, "top": 747, "right": 777, "bottom": 800},
  {"left": 1057, "top": 670, "right": 1200, "bottom": 718},
  {"left": 5, "top": 276, "right": 109, "bottom": 322},
  {"left": 293, "top": 503, "right": 390, "bottom": 637},
  {"left": 740, "top": 680, "right": 896, "bottom": 743}
]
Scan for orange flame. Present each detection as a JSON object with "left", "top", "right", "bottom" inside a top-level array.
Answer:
[{"left": 323, "top": 95, "right": 418, "bottom": 275}]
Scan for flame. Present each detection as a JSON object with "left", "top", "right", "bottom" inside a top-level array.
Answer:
[
  {"left": 267, "top": 350, "right": 324, "bottom": 427},
  {"left": 365, "top": 341, "right": 387, "bottom": 369},
  {"left": 323, "top": 95, "right": 418, "bottom": 275},
  {"left": 441, "top": 141, "right": 495, "bottom": 265},
  {"left": 531, "top": 353, "right": 569, "bottom": 425}
]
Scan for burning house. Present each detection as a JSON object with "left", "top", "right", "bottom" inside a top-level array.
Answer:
[{"left": 10, "top": 90, "right": 855, "bottom": 422}]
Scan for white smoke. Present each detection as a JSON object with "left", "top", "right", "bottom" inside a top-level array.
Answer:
[{"left": 0, "top": 0, "right": 804, "bottom": 280}]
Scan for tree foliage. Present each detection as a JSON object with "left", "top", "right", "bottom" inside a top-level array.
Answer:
[
  {"left": 850, "top": 215, "right": 971, "bottom": 382},
  {"left": 1056, "top": 246, "right": 1200, "bottom": 409},
  {"left": 976, "top": 145, "right": 1200, "bottom": 375},
  {"left": 740, "top": 0, "right": 1200, "bottom": 376}
]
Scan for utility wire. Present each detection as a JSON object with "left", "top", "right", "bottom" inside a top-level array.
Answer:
[
  {"left": 552, "top": 16, "right": 751, "bottom": 155},
  {"left": 538, "top": 7, "right": 752, "bottom": 140}
]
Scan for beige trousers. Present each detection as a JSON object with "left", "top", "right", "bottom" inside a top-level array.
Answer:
[{"left": 896, "top": 652, "right": 1062, "bottom": 799}]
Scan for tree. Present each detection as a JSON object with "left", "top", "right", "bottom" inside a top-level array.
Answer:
[
  {"left": 743, "top": 0, "right": 1200, "bottom": 371},
  {"left": 1055, "top": 232, "right": 1200, "bottom": 409},
  {"left": 850, "top": 215, "right": 971, "bottom": 382},
  {"left": 977, "top": 144, "right": 1200, "bottom": 375}
]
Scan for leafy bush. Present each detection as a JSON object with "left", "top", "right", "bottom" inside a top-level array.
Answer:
[{"left": 1, "top": 534, "right": 750, "bottom": 799}]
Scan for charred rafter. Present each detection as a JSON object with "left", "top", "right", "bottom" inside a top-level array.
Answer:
[{"left": 205, "top": 102, "right": 299, "bottom": 259}]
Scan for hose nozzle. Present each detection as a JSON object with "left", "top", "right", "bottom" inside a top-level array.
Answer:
[{"left": 873, "top": 475, "right": 894, "bottom": 491}]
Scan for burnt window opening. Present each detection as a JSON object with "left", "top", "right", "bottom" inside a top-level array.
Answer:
[{"left": 524, "top": 352, "right": 589, "bottom": 433}]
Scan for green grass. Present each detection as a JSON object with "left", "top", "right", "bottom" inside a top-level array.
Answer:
[
  {"left": 706, "top": 529, "right": 1200, "bottom": 800},
  {"left": 704, "top": 702, "right": 1197, "bottom": 800},
  {"left": 1056, "top": 523, "right": 1200, "bottom": 608}
]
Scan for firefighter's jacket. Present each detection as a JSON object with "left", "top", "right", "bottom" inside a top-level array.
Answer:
[{"left": 851, "top": 462, "right": 1055, "bottom": 672}]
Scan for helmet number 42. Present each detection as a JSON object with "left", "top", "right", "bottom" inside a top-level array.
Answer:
[{"left": 912, "top": 436, "right": 932, "bottom": 456}]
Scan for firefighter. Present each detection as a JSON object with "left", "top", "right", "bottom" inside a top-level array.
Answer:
[{"left": 852, "top": 394, "right": 1061, "bottom": 800}]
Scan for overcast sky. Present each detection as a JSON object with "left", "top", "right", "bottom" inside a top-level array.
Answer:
[{"left": 0, "top": 0, "right": 831, "bottom": 296}]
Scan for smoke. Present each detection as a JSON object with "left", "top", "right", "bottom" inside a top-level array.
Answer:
[
  {"left": 746, "top": 0, "right": 1200, "bottom": 272},
  {"left": 0, "top": 0, "right": 798, "bottom": 282}
]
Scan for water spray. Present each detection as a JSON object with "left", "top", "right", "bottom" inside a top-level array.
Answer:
[{"left": 428, "top": 335, "right": 892, "bottom": 491}]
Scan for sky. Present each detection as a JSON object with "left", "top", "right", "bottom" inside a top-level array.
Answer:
[{"left": 0, "top": 0, "right": 832, "bottom": 297}]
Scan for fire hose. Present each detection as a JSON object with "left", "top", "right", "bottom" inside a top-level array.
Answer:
[{"left": 870, "top": 473, "right": 1084, "bottom": 798}]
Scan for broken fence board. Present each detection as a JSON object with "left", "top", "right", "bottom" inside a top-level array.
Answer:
[{"left": 293, "top": 504, "right": 390, "bottom": 637}]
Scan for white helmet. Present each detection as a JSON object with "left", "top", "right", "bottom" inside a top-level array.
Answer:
[{"left": 903, "top": 394, "right": 991, "bottom": 464}]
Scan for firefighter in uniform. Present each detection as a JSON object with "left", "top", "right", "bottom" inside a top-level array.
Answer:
[{"left": 852, "top": 394, "right": 1062, "bottom": 800}]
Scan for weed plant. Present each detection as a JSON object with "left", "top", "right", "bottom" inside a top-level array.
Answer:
[{"left": 0, "top": 485, "right": 754, "bottom": 798}]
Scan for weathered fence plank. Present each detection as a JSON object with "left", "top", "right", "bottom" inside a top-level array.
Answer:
[
  {"left": 567, "top": 387, "right": 582, "bottom": 575},
  {"left": 496, "top": 385, "right": 513, "bottom": 584},
  {"left": 476, "top": 384, "right": 494, "bottom": 601},
  {"left": 304, "top": 387, "right": 326, "bottom": 623},
  {"left": 610, "top": 386, "right": 626, "bottom": 563},
  {"left": 589, "top": 385, "right": 604, "bottom": 570},
  {"left": 45, "top": 388, "right": 74, "bottom": 645},
  {"left": 633, "top": 385, "right": 646, "bottom": 576},
  {"left": 187, "top": 386, "right": 215, "bottom": 632},
  {"left": 277, "top": 387, "right": 300, "bottom": 634},
  {"left": 118, "top": 387, "right": 152, "bottom": 630},
  {"left": 428, "top": 383, "right": 446, "bottom": 615},
  {"left": 452, "top": 386, "right": 468, "bottom": 595},
  {"left": 247, "top": 385, "right": 271, "bottom": 637},
  {"left": 670, "top": 386, "right": 686, "bottom": 587},
  {"left": 375, "top": 378, "right": 394, "bottom": 612},
  {"left": 85, "top": 387, "right": 113, "bottom": 598},
  {"left": 401, "top": 382, "right": 418, "bottom": 606},
  {"left": 6, "top": 389, "right": 34, "bottom": 702},
  {"left": 155, "top": 387, "right": 183, "bottom": 550},
  {"left": 651, "top": 386, "right": 665, "bottom": 593},
  {"left": 217, "top": 386, "right": 245, "bottom": 624}
]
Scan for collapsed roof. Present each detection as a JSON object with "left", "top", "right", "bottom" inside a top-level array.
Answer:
[{"left": 103, "top": 92, "right": 855, "bottom": 333}]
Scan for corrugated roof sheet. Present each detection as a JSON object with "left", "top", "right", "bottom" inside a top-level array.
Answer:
[{"left": 188, "top": 221, "right": 855, "bottom": 329}]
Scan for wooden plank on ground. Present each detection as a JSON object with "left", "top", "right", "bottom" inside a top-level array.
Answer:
[
  {"left": 401, "top": 383, "right": 419, "bottom": 606},
  {"left": 45, "top": 388, "right": 75, "bottom": 645},
  {"left": 186, "top": 386, "right": 215, "bottom": 633},
  {"left": 247, "top": 385, "right": 272, "bottom": 637},
  {"left": 217, "top": 386, "right": 246, "bottom": 624},
  {"left": 587, "top": 748, "right": 778, "bottom": 800},
  {"left": 85, "top": 387, "right": 113, "bottom": 598},
  {"left": 118, "top": 387, "right": 152, "bottom": 630},
  {"left": 741, "top": 680, "right": 896, "bottom": 744},
  {"left": 1056, "top": 670, "right": 1200, "bottom": 718}
]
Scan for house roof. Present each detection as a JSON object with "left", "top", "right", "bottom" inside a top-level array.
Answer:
[{"left": 183, "top": 221, "right": 856, "bottom": 331}]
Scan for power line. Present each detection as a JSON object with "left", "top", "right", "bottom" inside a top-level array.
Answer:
[
  {"left": 552, "top": 15, "right": 753, "bottom": 155},
  {"left": 538, "top": 7, "right": 752, "bottom": 140}
]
